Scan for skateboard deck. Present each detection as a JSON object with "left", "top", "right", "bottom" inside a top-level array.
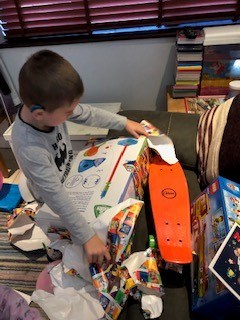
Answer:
[{"left": 149, "top": 156, "right": 192, "bottom": 264}]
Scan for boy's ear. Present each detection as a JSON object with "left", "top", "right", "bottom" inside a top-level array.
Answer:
[{"left": 32, "top": 109, "right": 45, "bottom": 120}]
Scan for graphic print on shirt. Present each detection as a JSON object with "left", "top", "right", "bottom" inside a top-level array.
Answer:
[
  {"left": 52, "top": 132, "right": 74, "bottom": 182},
  {"left": 54, "top": 143, "right": 67, "bottom": 171}
]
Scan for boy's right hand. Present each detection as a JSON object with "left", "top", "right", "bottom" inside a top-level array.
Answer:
[{"left": 83, "top": 235, "right": 111, "bottom": 265}]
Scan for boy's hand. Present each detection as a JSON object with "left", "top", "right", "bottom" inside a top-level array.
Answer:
[
  {"left": 125, "top": 119, "right": 148, "bottom": 139},
  {"left": 83, "top": 235, "right": 111, "bottom": 265}
]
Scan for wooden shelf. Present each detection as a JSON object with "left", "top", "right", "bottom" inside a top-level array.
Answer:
[{"left": 166, "top": 86, "right": 186, "bottom": 113}]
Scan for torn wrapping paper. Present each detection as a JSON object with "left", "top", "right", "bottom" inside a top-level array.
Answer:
[
  {"left": 48, "top": 199, "right": 144, "bottom": 282},
  {"left": 46, "top": 199, "right": 142, "bottom": 277},
  {"left": 34, "top": 199, "right": 164, "bottom": 319},
  {"left": 38, "top": 199, "right": 164, "bottom": 320},
  {"left": 86, "top": 200, "right": 164, "bottom": 320},
  {"left": 89, "top": 201, "right": 163, "bottom": 320},
  {"left": 49, "top": 261, "right": 89, "bottom": 291},
  {"left": 140, "top": 120, "right": 178, "bottom": 165},
  {"left": 87, "top": 203, "right": 142, "bottom": 319},
  {"left": 62, "top": 243, "right": 92, "bottom": 282},
  {"left": 92, "top": 199, "right": 142, "bottom": 245},
  {"left": 89, "top": 248, "right": 164, "bottom": 320},
  {"left": 45, "top": 199, "right": 158, "bottom": 320},
  {"left": 7, "top": 203, "right": 50, "bottom": 251},
  {"left": 121, "top": 248, "right": 164, "bottom": 297}
]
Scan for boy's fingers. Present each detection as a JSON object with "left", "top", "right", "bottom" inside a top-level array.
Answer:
[
  {"left": 86, "top": 254, "right": 92, "bottom": 263},
  {"left": 132, "top": 132, "right": 139, "bottom": 139},
  {"left": 87, "top": 253, "right": 99, "bottom": 264},
  {"left": 105, "top": 250, "right": 111, "bottom": 261},
  {"left": 86, "top": 250, "right": 110, "bottom": 266},
  {"left": 97, "top": 255, "right": 104, "bottom": 266}
]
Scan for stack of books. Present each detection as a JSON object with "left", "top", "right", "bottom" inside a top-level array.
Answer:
[{"left": 172, "top": 29, "right": 204, "bottom": 98}]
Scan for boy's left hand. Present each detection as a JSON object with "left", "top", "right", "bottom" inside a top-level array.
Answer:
[{"left": 125, "top": 119, "right": 148, "bottom": 139}]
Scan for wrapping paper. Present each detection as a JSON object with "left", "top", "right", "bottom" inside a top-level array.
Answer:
[
  {"left": 46, "top": 199, "right": 164, "bottom": 319},
  {"left": 122, "top": 249, "right": 164, "bottom": 296},
  {"left": 7, "top": 203, "right": 50, "bottom": 251},
  {"left": 87, "top": 203, "right": 164, "bottom": 320},
  {"left": 140, "top": 120, "right": 178, "bottom": 165}
]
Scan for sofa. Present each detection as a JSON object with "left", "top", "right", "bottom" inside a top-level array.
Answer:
[{"left": 108, "top": 110, "right": 202, "bottom": 320}]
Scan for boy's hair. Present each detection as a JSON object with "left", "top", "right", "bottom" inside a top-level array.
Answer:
[{"left": 19, "top": 50, "right": 84, "bottom": 112}]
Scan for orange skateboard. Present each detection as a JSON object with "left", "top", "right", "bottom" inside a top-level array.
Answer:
[{"left": 149, "top": 155, "right": 192, "bottom": 264}]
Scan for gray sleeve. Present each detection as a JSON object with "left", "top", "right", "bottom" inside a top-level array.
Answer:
[
  {"left": 17, "top": 145, "right": 95, "bottom": 245},
  {"left": 68, "top": 103, "right": 127, "bottom": 130}
]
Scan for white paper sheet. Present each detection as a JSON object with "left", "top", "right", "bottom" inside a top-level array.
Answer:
[{"left": 147, "top": 134, "right": 178, "bottom": 164}]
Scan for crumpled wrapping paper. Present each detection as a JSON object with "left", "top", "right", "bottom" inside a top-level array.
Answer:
[
  {"left": 59, "top": 199, "right": 163, "bottom": 320},
  {"left": 41, "top": 198, "right": 164, "bottom": 320},
  {"left": 7, "top": 203, "right": 50, "bottom": 251},
  {"left": 140, "top": 119, "right": 178, "bottom": 165}
]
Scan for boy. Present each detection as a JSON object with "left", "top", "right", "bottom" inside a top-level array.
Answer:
[{"left": 11, "top": 50, "right": 147, "bottom": 265}]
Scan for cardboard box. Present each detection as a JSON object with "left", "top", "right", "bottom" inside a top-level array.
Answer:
[
  {"left": 36, "top": 137, "right": 150, "bottom": 231},
  {"left": 191, "top": 176, "right": 240, "bottom": 318}
]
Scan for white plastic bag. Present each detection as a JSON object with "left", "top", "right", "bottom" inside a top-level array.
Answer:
[
  {"left": 141, "top": 294, "right": 163, "bottom": 319},
  {"left": 32, "top": 286, "right": 104, "bottom": 320}
]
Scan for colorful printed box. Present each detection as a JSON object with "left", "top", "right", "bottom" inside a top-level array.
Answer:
[
  {"left": 36, "top": 137, "right": 150, "bottom": 230},
  {"left": 191, "top": 176, "right": 240, "bottom": 318}
]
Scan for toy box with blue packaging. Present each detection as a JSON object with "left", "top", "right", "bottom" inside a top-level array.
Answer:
[{"left": 191, "top": 176, "right": 240, "bottom": 319}]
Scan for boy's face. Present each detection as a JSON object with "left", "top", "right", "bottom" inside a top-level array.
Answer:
[{"left": 41, "top": 99, "right": 80, "bottom": 127}]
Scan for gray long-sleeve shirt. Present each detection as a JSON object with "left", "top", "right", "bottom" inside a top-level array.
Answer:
[{"left": 11, "top": 104, "right": 127, "bottom": 245}]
